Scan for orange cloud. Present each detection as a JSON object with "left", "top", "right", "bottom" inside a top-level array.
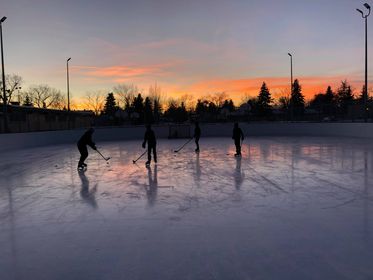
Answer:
[{"left": 71, "top": 61, "right": 183, "bottom": 82}]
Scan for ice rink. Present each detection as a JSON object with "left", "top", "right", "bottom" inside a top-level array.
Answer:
[{"left": 1, "top": 137, "right": 372, "bottom": 280}]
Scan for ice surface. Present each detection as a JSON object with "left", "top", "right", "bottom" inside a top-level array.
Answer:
[{"left": 0, "top": 137, "right": 372, "bottom": 280}]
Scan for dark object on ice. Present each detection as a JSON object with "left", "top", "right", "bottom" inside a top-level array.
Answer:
[
  {"left": 143, "top": 124, "right": 157, "bottom": 165},
  {"left": 232, "top": 123, "right": 244, "bottom": 156},
  {"left": 96, "top": 149, "right": 111, "bottom": 162},
  {"left": 133, "top": 150, "right": 147, "bottom": 164},
  {"left": 194, "top": 121, "right": 201, "bottom": 152},
  {"left": 77, "top": 127, "right": 96, "bottom": 169},
  {"left": 174, "top": 138, "right": 193, "bottom": 153}
]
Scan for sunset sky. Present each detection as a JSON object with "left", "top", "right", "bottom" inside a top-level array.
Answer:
[{"left": 2, "top": 0, "right": 373, "bottom": 105}]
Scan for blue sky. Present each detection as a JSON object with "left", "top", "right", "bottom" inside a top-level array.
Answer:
[{"left": 2, "top": 0, "right": 372, "bottom": 103}]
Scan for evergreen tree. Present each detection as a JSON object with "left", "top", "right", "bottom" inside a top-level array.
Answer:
[
  {"left": 153, "top": 99, "right": 161, "bottom": 123},
  {"left": 23, "top": 95, "right": 33, "bottom": 107},
  {"left": 257, "top": 82, "right": 273, "bottom": 117},
  {"left": 221, "top": 99, "right": 235, "bottom": 112},
  {"left": 196, "top": 99, "right": 208, "bottom": 114},
  {"left": 290, "top": 79, "right": 305, "bottom": 116},
  {"left": 309, "top": 86, "right": 335, "bottom": 116},
  {"left": 133, "top": 93, "right": 144, "bottom": 114},
  {"left": 325, "top": 86, "right": 334, "bottom": 104},
  {"left": 358, "top": 85, "right": 366, "bottom": 104},
  {"left": 228, "top": 100, "right": 235, "bottom": 112},
  {"left": 336, "top": 80, "right": 354, "bottom": 115},
  {"left": 103, "top": 92, "right": 117, "bottom": 116},
  {"left": 144, "top": 96, "right": 154, "bottom": 123},
  {"left": 177, "top": 102, "right": 188, "bottom": 122}
]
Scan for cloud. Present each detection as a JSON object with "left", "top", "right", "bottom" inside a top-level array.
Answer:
[{"left": 71, "top": 61, "right": 183, "bottom": 83}]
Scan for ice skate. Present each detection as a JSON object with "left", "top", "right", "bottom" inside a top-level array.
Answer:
[
  {"left": 77, "top": 163, "right": 86, "bottom": 171},
  {"left": 145, "top": 161, "right": 150, "bottom": 166}
]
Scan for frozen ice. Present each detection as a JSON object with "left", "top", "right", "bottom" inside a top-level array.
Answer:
[{"left": 0, "top": 137, "right": 372, "bottom": 280}]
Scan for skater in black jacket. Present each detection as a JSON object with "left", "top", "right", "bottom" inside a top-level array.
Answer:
[
  {"left": 142, "top": 124, "right": 157, "bottom": 166},
  {"left": 232, "top": 123, "right": 244, "bottom": 156},
  {"left": 77, "top": 127, "right": 97, "bottom": 169},
  {"left": 194, "top": 121, "right": 201, "bottom": 152}
]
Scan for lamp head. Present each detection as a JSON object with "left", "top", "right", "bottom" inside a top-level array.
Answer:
[
  {"left": 288, "top": 53, "right": 292, "bottom": 57},
  {"left": 357, "top": 8, "right": 364, "bottom": 16},
  {"left": 364, "top": 3, "right": 371, "bottom": 10},
  {"left": 0, "top": 17, "right": 6, "bottom": 23},
  {"left": 67, "top": 57, "right": 71, "bottom": 62}
]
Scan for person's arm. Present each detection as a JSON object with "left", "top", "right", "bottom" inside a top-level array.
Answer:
[
  {"left": 240, "top": 129, "right": 244, "bottom": 141},
  {"left": 87, "top": 136, "right": 97, "bottom": 150}
]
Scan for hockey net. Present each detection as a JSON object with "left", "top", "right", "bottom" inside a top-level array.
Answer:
[{"left": 168, "top": 124, "right": 192, "bottom": 139}]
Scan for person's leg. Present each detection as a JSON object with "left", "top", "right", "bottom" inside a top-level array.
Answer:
[
  {"left": 195, "top": 137, "right": 200, "bottom": 151},
  {"left": 153, "top": 144, "right": 157, "bottom": 163},
  {"left": 234, "top": 139, "right": 240, "bottom": 155},
  {"left": 78, "top": 146, "right": 88, "bottom": 166},
  {"left": 147, "top": 145, "right": 151, "bottom": 164},
  {"left": 237, "top": 139, "right": 241, "bottom": 155}
]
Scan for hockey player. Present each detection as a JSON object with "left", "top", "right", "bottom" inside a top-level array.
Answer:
[
  {"left": 232, "top": 123, "right": 244, "bottom": 156},
  {"left": 194, "top": 121, "right": 201, "bottom": 152},
  {"left": 142, "top": 124, "right": 157, "bottom": 166},
  {"left": 77, "top": 127, "right": 97, "bottom": 170}
]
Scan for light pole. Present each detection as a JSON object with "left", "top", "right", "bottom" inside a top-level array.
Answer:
[
  {"left": 357, "top": 3, "right": 371, "bottom": 122},
  {"left": 66, "top": 57, "right": 71, "bottom": 112},
  {"left": 0, "top": 16, "right": 7, "bottom": 132},
  {"left": 16, "top": 86, "right": 21, "bottom": 104},
  {"left": 66, "top": 57, "right": 71, "bottom": 129},
  {"left": 288, "top": 53, "right": 293, "bottom": 120}
]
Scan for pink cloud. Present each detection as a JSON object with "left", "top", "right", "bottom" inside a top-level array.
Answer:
[{"left": 71, "top": 61, "right": 183, "bottom": 82}]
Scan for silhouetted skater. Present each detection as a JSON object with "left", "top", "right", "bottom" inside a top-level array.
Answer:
[
  {"left": 232, "top": 123, "right": 244, "bottom": 156},
  {"left": 142, "top": 124, "right": 157, "bottom": 166},
  {"left": 77, "top": 127, "right": 97, "bottom": 170},
  {"left": 194, "top": 121, "right": 201, "bottom": 152}
]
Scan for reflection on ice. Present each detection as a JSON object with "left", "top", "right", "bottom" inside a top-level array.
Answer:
[
  {"left": 0, "top": 137, "right": 372, "bottom": 280},
  {"left": 78, "top": 171, "right": 98, "bottom": 209}
]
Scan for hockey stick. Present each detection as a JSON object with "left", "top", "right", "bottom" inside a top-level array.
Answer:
[
  {"left": 133, "top": 150, "right": 147, "bottom": 164},
  {"left": 96, "top": 149, "right": 111, "bottom": 161},
  {"left": 174, "top": 138, "right": 193, "bottom": 153}
]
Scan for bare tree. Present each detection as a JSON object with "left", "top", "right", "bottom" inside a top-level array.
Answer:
[
  {"left": 273, "top": 87, "right": 291, "bottom": 107},
  {"left": 84, "top": 90, "right": 105, "bottom": 115},
  {"left": 26, "top": 84, "right": 64, "bottom": 109},
  {"left": 0, "top": 74, "right": 23, "bottom": 104},
  {"left": 148, "top": 83, "right": 165, "bottom": 105},
  {"left": 240, "top": 92, "right": 253, "bottom": 105},
  {"left": 210, "top": 92, "right": 228, "bottom": 107},
  {"left": 179, "top": 93, "right": 194, "bottom": 111},
  {"left": 113, "top": 83, "right": 138, "bottom": 110}
]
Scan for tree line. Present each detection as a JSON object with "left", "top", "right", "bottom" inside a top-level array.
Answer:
[
  {"left": 96, "top": 79, "right": 367, "bottom": 123},
  {"left": 0, "top": 74, "right": 67, "bottom": 109},
  {"left": 1, "top": 73, "right": 369, "bottom": 122}
]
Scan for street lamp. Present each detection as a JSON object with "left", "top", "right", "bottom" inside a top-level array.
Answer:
[
  {"left": 16, "top": 86, "right": 22, "bottom": 104},
  {"left": 288, "top": 53, "right": 293, "bottom": 120},
  {"left": 67, "top": 57, "right": 71, "bottom": 112},
  {"left": 288, "top": 53, "right": 293, "bottom": 94},
  {"left": 1, "top": 16, "right": 7, "bottom": 132},
  {"left": 357, "top": 3, "right": 371, "bottom": 122}
]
